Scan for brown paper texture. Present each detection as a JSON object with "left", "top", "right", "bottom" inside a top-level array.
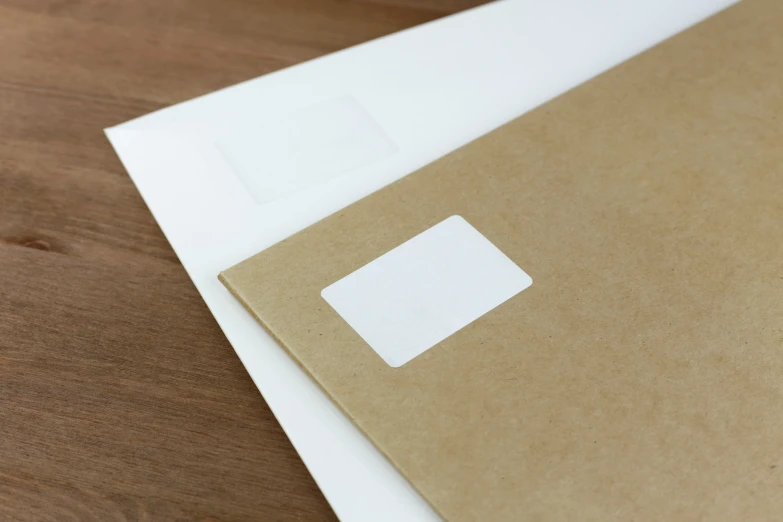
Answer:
[{"left": 220, "top": 2, "right": 783, "bottom": 519}]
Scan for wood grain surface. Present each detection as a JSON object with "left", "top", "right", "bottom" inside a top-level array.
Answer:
[{"left": 0, "top": 1, "right": 485, "bottom": 520}]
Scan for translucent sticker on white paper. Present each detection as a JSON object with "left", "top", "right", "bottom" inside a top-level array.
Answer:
[{"left": 216, "top": 95, "right": 397, "bottom": 204}]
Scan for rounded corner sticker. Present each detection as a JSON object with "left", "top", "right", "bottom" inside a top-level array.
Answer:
[{"left": 321, "top": 215, "right": 532, "bottom": 367}]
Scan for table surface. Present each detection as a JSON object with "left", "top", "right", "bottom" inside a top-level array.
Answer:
[{"left": 0, "top": 1, "right": 486, "bottom": 520}]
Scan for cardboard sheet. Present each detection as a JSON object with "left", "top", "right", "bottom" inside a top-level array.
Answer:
[{"left": 221, "top": 1, "right": 783, "bottom": 519}]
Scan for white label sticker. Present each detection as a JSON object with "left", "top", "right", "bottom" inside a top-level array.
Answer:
[
  {"left": 216, "top": 95, "right": 397, "bottom": 203},
  {"left": 321, "top": 216, "right": 532, "bottom": 367}
]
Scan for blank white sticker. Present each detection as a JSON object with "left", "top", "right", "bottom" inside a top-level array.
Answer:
[
  {"left": 216, "top": 95, "right": 397, "bottom": 203},
  {"left": 321, "top": 216, "right": 532, "bottom": 367}
]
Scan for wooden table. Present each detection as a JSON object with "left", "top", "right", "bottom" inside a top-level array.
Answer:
[{"left": 0, "top": 1, "right": 485, "bottom": 519}]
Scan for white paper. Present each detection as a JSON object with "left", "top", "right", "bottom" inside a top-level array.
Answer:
[
  {"left": 323, "top": 216, "right": 532, "bottom": 367},
  {"left": 105, "top": 1, "right": 736, "bottom": 519}
]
